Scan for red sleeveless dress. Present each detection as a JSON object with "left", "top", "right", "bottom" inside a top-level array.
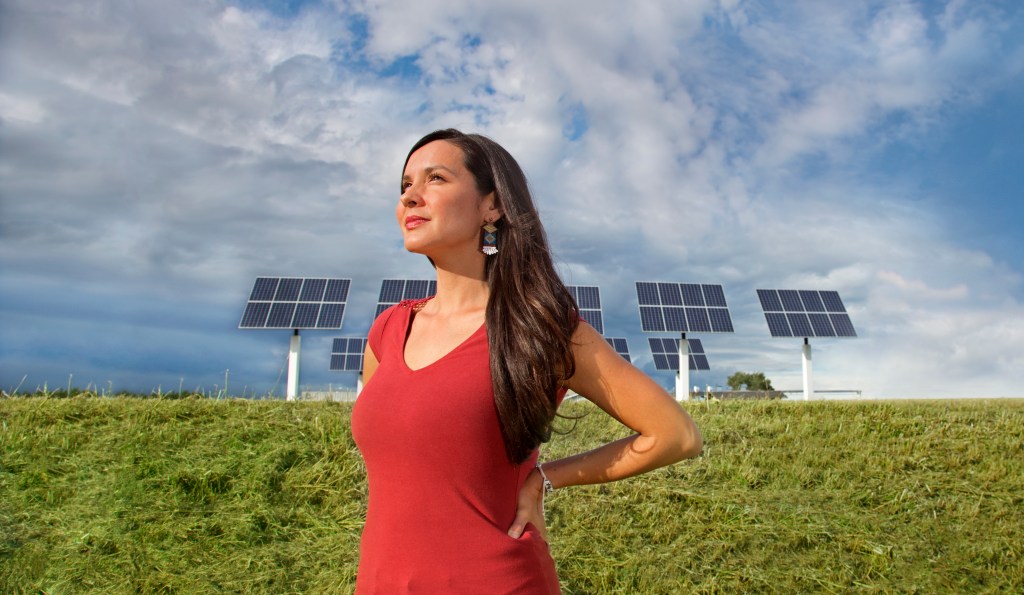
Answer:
[{"left": 351, "top": 300, "right": 562, "bottom": 594}]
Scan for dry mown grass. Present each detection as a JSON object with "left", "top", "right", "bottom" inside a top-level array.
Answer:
[{"left": 1, "top": 396, "right": 1022, "bottom": 593}]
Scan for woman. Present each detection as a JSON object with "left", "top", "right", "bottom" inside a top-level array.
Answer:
[{"left": 352, "top": 129, "right": 702, "bottom": 593}]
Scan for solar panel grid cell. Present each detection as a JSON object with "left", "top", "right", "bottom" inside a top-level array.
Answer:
[
  {"left": 786, "top": 313, "right": 814, "bottom": 337},
  {"left": 779, "top": 290, "right": 803, "bottom": 311},
  {"left": 292, "top": 303, "right": 321, "bottom": 327},
  {"left": 702, "top": 284, "right": 728, "bottom": 307},
  {"left": 808, "top": 313, "right": 836, "bottom": 336},
  {"left": 681, "top": 284, "right": 705, "bottom": 306},
  {"left": 636, "top": 282, "right": 660, "bottom": 306},
  {"left": 821, "top": 291, "right": 846, "bottom": 313},
  {"left": 830, "top": 313, "right": 857, "bottom": 337},
  {"left": 757, "top": 289, "right": 783, "bottom": 312},
  {"left": 765, "top": 312, "right": 792, "bottom": 337},
  {"left": 685, "top": 308, "right": 712, "bottom": 332},
  {"left": 663, "top": 307, "right": 687, "bottom": 332},
  {"left": 300, "top": 278, "right": 327, "bottom": 302},
  {"left": 267, "top": 303, "right": 296, "bottom": 327},
  {"left": 688, "top": 338, "right": 704, "bottom": 354},
  {"left": 324, "top": 279, "right": 350, "bottom": 302},
  {"left": 639, "top": 306, "right": 665, "bottom": 332},
  {"left": 799, "top": 290, "right": 826, "bottom": 312},
  {"left": 658, "top": 283, "right": 683, "bottom": 305},
  {"left": 693, "top": 354, "right": 710, "bottom": 370},
  {"left": 708, "top": 308, "right": 734, "bottom": 332},
  {"left": 240, "top": 302, "right": 271, "bottom": 328},
  {"left": 251, "top": 277, "right": 279, "bottom": 301},
  {"left": 316, "top": 304, "right": 345, "bottom": 328}
]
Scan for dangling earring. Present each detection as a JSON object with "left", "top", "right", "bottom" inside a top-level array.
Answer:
[{"left": 480, "top": 219, "right": 498, "bottom": 255}]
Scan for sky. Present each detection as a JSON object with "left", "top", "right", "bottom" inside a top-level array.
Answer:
[{"left": 2, "top": 0, "right": 1023, "bottom": 398}]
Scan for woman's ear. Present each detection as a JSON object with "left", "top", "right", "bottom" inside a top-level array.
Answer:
[{"left": 481, "top": 192, "right": 502, "bottom": 222}]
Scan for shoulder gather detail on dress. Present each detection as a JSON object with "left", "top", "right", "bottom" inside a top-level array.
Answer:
[{"left": 399, "top": 296, "right": 435, "bottom": 311}]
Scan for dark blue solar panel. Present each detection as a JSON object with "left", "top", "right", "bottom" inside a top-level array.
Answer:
[
  {"left": 757, "top": 289, "right": 783, "bottom": 312},
  {"left": 702, "top": 284, "right": 727, "bottom": 307},
  {"left": 300, "top": 278, "right": 327, "bottom": 302},
  {"left": 799, "top": 290, "right": 826, "bottom": 312},
  {"left": 692, "top": 354, "right": 710, "bottom": 371},
  {"left": 681, "top": 284, "right": 705, "bottom": 306},
  {"left": 708, "top": 308, "right": 734, "bottom": 333},
  {"left": 266, "top": 303, "right": 296, "bottom": 328},
  {"left": 375, "top": 304, "right": 390, "bottom": 318},
  {"left": 685, "top": 308, "right": 712, "bottom": 332},
  {"left": 575, "top": 286, "right": 601, "bottom": 309},
  {"left": 251, "top": 277, "right": 278, "bottom": 301},
  {"left": 688, "top": 338, "right": 704, "bottom": 354},
  {"left": 637, "top": 282, "right": 733, "bottom": 335},
  {"left": 330, "top": 337, "right": 367, "bottom": 370},
  {"left": 581, "top": 310, "right": 604, "bottom": 334},
  {"left": 663, "top": 307, "right": 687, "bottom": 332},
  {"left": 765, "top": 313, "right": 791, "bottom": 337},
  {"left": 406, "top": 279, "right": 431, "bottom": 299},
  {"left": 667, "top": 354, "right": 680, "bottom": 370},
  {"left": 324, "top": 279, "right": 349, "bottom": 302},
  {"left": 636, "top": 282, "right": 660, "bottom": 306},
  {"left": 292, "top": 303, "right": 321, "bottom": 327},
  {"left": 808, "top": 313, "right": 836, "bottom": 336},
  {"left": 653, "top": 354, "right": 671, "bottom": 371},
  {"left": 275, "top": 278, "right": 302, "bottom": 301},
  {"left": 241, "top": 277, "right": 349, "bottom": 329},
  {"left": 830, "top": 313, "right": 857, "bottom": 337},
  {"left": 380, "top": 279, "right": 405, "bottom": 303},
  {"left": 605, "top": 337, "right": 630, "bottom": 361},
  {"left": 649, "top": 337, "right": 674, "bottom": 354},
  {"left": 639, "top": 306, "right": 665, "bottom": 332},
  {"left": 240, "top": 302, "right": 271, "bottom": 328},
  {"left": 658, "top": 283, "right": 683, "bottom": 306},
  {"left": 779, "top": 290, "right": 803, "bottom": 312},
  {"left": 316, "top": 303, "right": 345, "bottom": 328},
  {"left": 821, "top": 291, "right": 846, "bottom": 313},
  {"left": 786, "top": 313, "right": 813, "bottom": 337},
  {"left": 758, "top": 289, "right": 854, "bottom": 337}
]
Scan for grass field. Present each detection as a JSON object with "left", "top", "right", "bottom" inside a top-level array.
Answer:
[{"left": 1, "top": 396, "right": 1022, "bottom": 593}]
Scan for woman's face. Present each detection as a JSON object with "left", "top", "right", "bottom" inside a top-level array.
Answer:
[{"left": 397, "top": 140, "right": 498, "bottom": 259}]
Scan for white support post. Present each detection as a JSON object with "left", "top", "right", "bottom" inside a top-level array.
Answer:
[
  {"left": 802, "top": 337, "right": 813, "bottom": 401},
  {"left": 356, "top": 374, "right": 364, "bottom": 397},
  {"left": 287, "top": 330, "right": 301, "bottom": 401},
  {"left": 677, "top": 333, "right": 690, "bottom": 401}
]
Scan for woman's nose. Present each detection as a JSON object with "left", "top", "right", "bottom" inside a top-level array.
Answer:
[{"left": 401, "top": 189, "right": 419, "bottom": 207}]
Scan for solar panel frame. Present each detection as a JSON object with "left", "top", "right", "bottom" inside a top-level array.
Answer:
[
  {"left": 635, "top": 281, "right": 734, "bottom": 335},
  {"left": 239, "top": 277, "right": 351, "bottom": 330},
  {"left": 756, "top": 288, "right": 857, "bottom": 338},
  {"left": 375, "top": 279, "right": 439, "bottom": 318},
  {"left": 604, "top": 337, "right": 631, "bottom": 362},
  {"left": 648, "top": 337, "right": 710, "bottom": 371},
  {"left": 568, "top": 285, "right": 605, "bottom": 334},
  {"left": 329, "top": 337, "right": 368, "bottom": 371}
]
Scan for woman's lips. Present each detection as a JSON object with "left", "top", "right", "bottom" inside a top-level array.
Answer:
[{"left": 405, "top": 216, "right": 428, "bottom": 230}]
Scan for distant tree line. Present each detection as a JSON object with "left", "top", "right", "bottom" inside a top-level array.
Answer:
[{"left": 726, "top": 371, "right": 774, "bottom": 391}]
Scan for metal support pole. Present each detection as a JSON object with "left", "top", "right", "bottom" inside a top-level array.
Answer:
[
  {"left": 677, "top": 333, "right": 690, "bottom": 401},
  {"left": 287, "top": 329, "right": 301, "bottom": 401},
  {"left": 802, "top": 337, "right": 813, "bottom": 401}
]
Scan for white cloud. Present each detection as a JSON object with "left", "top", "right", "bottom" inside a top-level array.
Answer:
[{"left": 1, "top": 0, "right": 1022, "bottom": 396}]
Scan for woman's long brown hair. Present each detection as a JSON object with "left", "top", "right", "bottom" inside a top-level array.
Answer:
[{"left": 404, "top": 129, "right": 580, "bottom": 464}]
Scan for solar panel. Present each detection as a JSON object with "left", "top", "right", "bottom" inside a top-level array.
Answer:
[
  {"left": 375, "top": 279, "right": 438, "bottom": 317},
  {"left": 239, "top": 277, "right": 351, "bottom": 329},
  {"left": 604, "top": 337, "right": 631, "bottom": 362},
  {"left": 635, "top": 282, "right": 734, "bottom": 334},
  {"left": 756, "top": 289, "right": 857, "bottom": 337},
  {"left": 647, "top": 338, "right": 711, "bottom": 371},
  {"left": 568, "top": 285, "right": 604, "bottom": 334},
  {"left": 329, "top": 337, "right": 368, "bottom": 372}
]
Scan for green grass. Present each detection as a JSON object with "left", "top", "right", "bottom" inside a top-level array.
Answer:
[{"left": 2, "top": 397, "right": 1022, "bottom": 593}]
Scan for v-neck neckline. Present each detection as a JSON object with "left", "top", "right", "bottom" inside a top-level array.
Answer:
[{"left": 400, "top": 305, "right": 486, "bottom": 373}]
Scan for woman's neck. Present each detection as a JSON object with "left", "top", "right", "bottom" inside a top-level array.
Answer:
[{"left": 427, "top": 257, "right": 489, "bottom": 316}]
